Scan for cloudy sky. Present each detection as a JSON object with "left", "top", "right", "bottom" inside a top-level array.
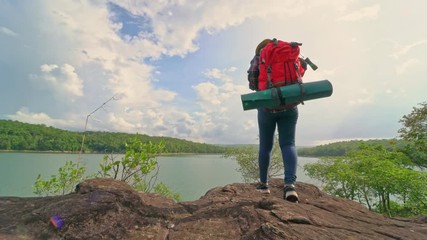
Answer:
[{"left": 0, "top": 0, "right": 426, "bottom": 146}]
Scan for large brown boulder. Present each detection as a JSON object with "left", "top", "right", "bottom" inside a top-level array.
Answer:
[{"left": 0, "top": 178, "right": 426, "bottom": 239}]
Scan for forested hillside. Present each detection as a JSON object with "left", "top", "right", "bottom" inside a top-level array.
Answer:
[
  {"left": 298, "top": 139, "right": 407, "bottom": 157},
  {"left": 0, "top": 120, "right": 225, "bottom": 154}
]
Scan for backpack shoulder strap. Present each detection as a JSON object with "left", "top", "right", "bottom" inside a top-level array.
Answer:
[{"left": 264, "top": 38, "right": 278, "bottom": 89}]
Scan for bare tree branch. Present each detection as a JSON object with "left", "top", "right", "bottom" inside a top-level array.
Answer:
[{"left": 78, "top": 94, "right": 119, "bottom": 167}]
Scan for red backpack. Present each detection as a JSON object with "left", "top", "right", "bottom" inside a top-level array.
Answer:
[{"left": 258, "top": 39, "right": 305, "bottom": 91}]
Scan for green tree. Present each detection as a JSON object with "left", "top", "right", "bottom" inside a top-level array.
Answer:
[
  {"left": 398, "top": 102, "right": 427, "bottom": 167},
  {"left": 98, "top": 135, "right": 163, "bottom": 189},
  {"left": 304, "top": 144, "right": 427, "bottom": 217},
  {"left": 0, "top": 119, "right": 225, "bottom": 154},
  {"left": 97, "top": 135, "right": 181, "bottom": 201},
  {"left": 297, "top": 139, "right": 404, "bottom": 157},
  {"left": 224, "top": 136, "right": 283, "bottom": 183},
  {"left": 303, "top": 156, "right": 361, "bottom": 202},
  {"left": 33, "top": 161, "right": 86, "bottom": 196}
]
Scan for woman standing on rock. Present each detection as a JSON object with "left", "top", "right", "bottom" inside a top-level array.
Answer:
[{"left": 247, "top": 38, "right": 307, "bottom": 203}]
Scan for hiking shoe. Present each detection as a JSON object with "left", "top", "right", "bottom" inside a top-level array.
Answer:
[
  {"left": 256, "top": 182, "right": 270, "bottom": 194},
  {"left": 284, "top": 184, "right": 299, "bottom": 202}
]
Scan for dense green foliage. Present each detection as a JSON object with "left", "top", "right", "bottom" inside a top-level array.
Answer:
[
  {"left": 398, "top": 102, "right": 427, "bottom": 167},
  {"left": 33, "top": 135, "right": 181, "bottom": 201},
  {"left": 297, "top": 139, "right": 406, "bottom": 157},
  {"left": 304, "top": 144, "right": 427, "bottom": 217},
  {"left": 0, "top": 120, "right": 82, "bottom": 151},
  {"left": 0, "top": 120, "right": 225, "bottom": 153},
  {"left": 301, "top": 102, "right": 427, "bottom": 218}
]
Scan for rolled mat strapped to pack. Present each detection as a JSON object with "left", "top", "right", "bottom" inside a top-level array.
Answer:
[{"left": 241, "top": 80, "right": 333, "bottom": 111}]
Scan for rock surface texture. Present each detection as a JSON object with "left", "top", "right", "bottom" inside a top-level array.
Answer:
[{"left": 0, "top": 178, "right": 426, "bottom": 239}]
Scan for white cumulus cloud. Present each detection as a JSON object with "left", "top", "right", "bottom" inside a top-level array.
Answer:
[
  {"left": 31, "top": 64, "right": 84, "bottom": 98},
  {"left": 7, "top": 107, "right": 77, "bottom": 129}
]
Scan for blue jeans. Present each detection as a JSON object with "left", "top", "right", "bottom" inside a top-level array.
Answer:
[{"left": 257, "top": 107, "right": 298, "bottom": 185}]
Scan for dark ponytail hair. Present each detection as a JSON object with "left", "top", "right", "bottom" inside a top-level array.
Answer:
[{"left": 255, "top": 39, "right": 272, "bottom": 55}]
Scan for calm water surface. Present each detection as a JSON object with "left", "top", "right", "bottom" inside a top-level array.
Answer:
[{"left": 0, "top": 152, "right": 319, "bottom": 201}]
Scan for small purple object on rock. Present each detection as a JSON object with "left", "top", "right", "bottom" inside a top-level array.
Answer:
[{"left": 50, "top": 215, "right": 64, "bottom": 229}]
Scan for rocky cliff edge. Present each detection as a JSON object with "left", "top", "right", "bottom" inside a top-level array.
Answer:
[{"left": 0, "top": 178, "right": 426, "bottom": 239}]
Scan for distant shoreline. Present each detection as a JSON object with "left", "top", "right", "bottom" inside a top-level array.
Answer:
[{"left": 0, "top": 150, "right": 221, "bottom": 155}]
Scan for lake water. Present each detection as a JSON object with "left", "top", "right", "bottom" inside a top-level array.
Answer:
[{"left": 0, "top": 152, "right": 320, "bottom": 201}]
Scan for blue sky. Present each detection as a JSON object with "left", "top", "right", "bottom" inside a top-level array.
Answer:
[{"left": 1, "top": 0, "right": 426, "bottom": 146}]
